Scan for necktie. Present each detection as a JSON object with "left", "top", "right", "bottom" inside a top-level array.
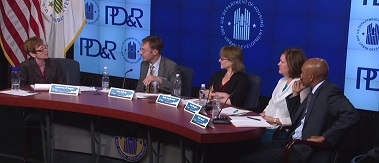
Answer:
[
  {"left": 292, "top": 92, "right": 313, "bottom": 139},
  {"left": 147, "top": 65, "right": 154, "bottom": 92}
]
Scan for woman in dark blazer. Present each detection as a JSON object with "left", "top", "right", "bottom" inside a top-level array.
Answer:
[
  {"left": 206, "top": 45, "right": 249, "bottom": 107},
  {"left": 20, "top": 36, "right": 65, "bottom": 86}
]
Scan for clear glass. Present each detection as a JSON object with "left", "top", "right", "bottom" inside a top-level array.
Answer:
[
  {"left": 172, "top": 74, "right": 181, "bottom": 97},
  {"left": 211, "top": 94, "right": 221, "bottom": 119},
  {"left": 198, "top": 84, "right": 206, "bottom": 106},
  {"left": 10, "top": 66, "right": 20, "bottom": 90},
  {"left": 102, "top": 67, "right": 109, "bottom": 90}
]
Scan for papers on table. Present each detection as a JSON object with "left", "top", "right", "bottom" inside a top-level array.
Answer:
[
  {"left": 229, "top": 116, "right": 272, "bottom": 127},
  {"left": 135, "top": 92, "right": 159, "bottom": 98},
  {"left": 32, "top": 84, "right": 51, "bottom": 90},
  {"left": 220, "top": 107, "right": 251, "bottom": 116},
  {"left": 0, "top": 89, "right": 39, "bottom": 96},
  {"left": 80, "top": 86, "right": 97, "bottom": 92}
]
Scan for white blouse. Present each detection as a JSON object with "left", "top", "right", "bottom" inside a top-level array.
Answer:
[{"left": 264, "top": 77, "right": 309, "bottom": 128}]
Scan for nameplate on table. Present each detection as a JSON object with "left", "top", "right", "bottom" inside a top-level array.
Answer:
[
  {"left": 190, "top": 113, "right": 214, "bottom": 129},
  {"left": 108, "top": 87, "right": 136, "bottom": 100},
  {"left": 49, "top": 84, "right": 80, "bottom": 96},
  {"left": 184, "top": 101, "right": 202, "bottom": 114},
  {"left": 155, "top": 94, "right": 181, "bottom": 107}
]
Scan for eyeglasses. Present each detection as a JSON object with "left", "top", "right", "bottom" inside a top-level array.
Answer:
[
  {"left": 139, "top": 48, "right": 152, "bottom": 53},
  {"left": 220, "top": 57, "right": 229, "bottom": 61},
  {"left": 35, "top": 45, "right": 48, "bottom": 52}
]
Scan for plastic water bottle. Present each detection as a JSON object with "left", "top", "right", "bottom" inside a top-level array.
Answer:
[
  {"left": 199, "top": 84, "right": 206, "bottom": 106},
  {"left": 10, "top": 66, "right": 20, "bottom": 90},
  {"left": 212, "top": 93, "right": 221, "bottom": 119},
  {"left": 172, "top": 74, "right": 182, "bottom": 97},
  {"left": 102, "top": 67, "right": 109, "bottom": 90}
]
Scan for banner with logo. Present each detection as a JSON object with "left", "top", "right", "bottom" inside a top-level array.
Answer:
[
  {"left": 344, "top": 1, "right": 379, "bottom": 111},
  {"left": 74, "top": 0, "right": 151, "bottom": 80}
]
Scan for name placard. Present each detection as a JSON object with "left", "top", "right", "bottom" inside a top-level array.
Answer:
[
  {"left": 155, "top": 94, "right": 181, "bottom": 107},
  {"left": 49, "top": 84, "right": 80, "bottom": 96},
  {"left": 184, "top": 101, "right": 202, "bottom": 114},
  {"left": 190, "top": 113, "right": 214, "bottom": 129},
  {"left": 108, "top": 87, "right": 136, "bottom": 100}
]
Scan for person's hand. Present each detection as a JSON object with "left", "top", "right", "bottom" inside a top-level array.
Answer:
[
  {"left": 292, "top": 80, "right": 306, "bottom": 97},
  {"left": 263, "top": 115, "right": 275, "bottom": 124},
  {"left": 307, "top": 136, "right": 325, "bottom": 143},
  {"left": 259, "top": 112, "right": 266, "bottom": 118},
  {"left": 143, "top": 75, "right": 162, "bottom": 86}
]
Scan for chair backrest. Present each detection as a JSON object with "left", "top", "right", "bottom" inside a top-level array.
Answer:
[
  {"left": 243, "top": 73, "right": 261, "bottom": 109},
  {"left": 178, "top": 65, "right": 194, "bottom": 97},
  {"left": 54, "top": 58, "right": 80, "bottom": 85}
]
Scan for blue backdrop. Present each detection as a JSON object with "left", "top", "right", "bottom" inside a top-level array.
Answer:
[{"left": 150, "top": 0, "right": 351, "bottom": 97}]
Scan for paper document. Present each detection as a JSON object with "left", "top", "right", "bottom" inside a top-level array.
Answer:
[
  {"left": 0, "top": 90, "right": 39, "bottom": 96},
  {"left": 230, "top": 116, "right": 272, "bottom": 127},
  {"left": 80, "top": 86, "right": 97, "bottom": 92},
  {"left": 32, "top": 84, "right": 51, "bottom": 90},
  {"left": 135, "top": 92, "right": 159, "bottom": 98},
  {"left": 221, "top": 107, "right": 251, "bottom": 116}
]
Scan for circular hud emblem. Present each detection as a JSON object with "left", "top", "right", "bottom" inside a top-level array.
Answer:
[
  {"left": 220, "top": 0, "right": 264, "bottom": 49},
  {"left": 84, "top": 0, "right": 100, "bottom": 24},
  {"left": 356, "top": 18, "right": 379, "bottom": 51},
  {"left": 115, "top": 136, "right": 147, "bottom": 162},
  {"left": 42, "top": 0, "right": 70, "bottom": 24},
  {"left": 121, "top": 37, "right": 142, "bottom": 64}
]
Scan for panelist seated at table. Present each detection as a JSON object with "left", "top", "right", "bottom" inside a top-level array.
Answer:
[
  {"left": 205, "top": 45, "right": 249, "bottom": 107},
  {"left": 135, "top": 35, "right": 180, "bottom": 93},
  {"left": 20, "top": 36, "right": 66, "bottom": 86},
  {"left": 259, "top": 48, "right": 309, "bottom": 140}
]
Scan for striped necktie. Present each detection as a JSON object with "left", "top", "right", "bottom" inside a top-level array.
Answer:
[{"left": 147, "top": 65, "right": 154, "bottom": 92}]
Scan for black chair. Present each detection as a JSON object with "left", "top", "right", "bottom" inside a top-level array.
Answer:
[
  {"left": 243, "top": 73, "right": 261, "bottom": 110},
  {"left": 54, "top": 58, "right": 81, "bottom": 85},
  {"left": 24, "top": 58, "right": 80, "bottom": 162},
  {"left": 178, "top": 65, "right": 194, "bottom": 97}
]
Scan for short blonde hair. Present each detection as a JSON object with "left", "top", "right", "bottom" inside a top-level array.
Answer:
[
  {"left": 24, "top": 36, "right": 43, "bottom": 55},
  {"left": 220, "top": 45, "right": 245, "bottom": 73}
]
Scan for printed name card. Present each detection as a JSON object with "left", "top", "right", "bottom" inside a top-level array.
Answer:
[
  {"left": 108, "top": 87, "right": 136, "bottom": 100},
  {"left": 49, "top": 84, "right": 80, "bottom": 96},
  {"left": 190, "top": 113, "right": 214, "bottom": 129},
  {"left": 184, "top": 101, "right": 206, "bottom": 115},
  {"left": 155, "top": 94, "right": 181, "bottom": 107}
]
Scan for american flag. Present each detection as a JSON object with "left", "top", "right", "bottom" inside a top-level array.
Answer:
[{"left": 0, "top": 0, "right": 85, "bottom": 66}]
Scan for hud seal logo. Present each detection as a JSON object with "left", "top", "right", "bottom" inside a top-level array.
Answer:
[
  {"left": 356, "top": 18, "right": 379, "bottom": 51},
  {"left": 115, "top": 136, "right": 147, "bottom": 162},
  {"left": 84, "top": 0, "right": 100, "bottom": 24},
  {"left": 42, "top": 0, "right": 71, "bottom": 23},
  {"left": 121, "top": 37, "right": 142, "bottom": 64},
  {"left": 220, "top": 0, "right": 264, "bottom": 49}
]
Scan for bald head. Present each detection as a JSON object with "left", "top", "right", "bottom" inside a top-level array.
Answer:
[{"left": 300, "top": 58, "right": 329, "bottom": 88}]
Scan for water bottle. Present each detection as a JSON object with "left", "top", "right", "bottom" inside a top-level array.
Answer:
[
  {"left": 212, "top": 93, "right": 221, "bottom": 119},
  {"left": 199, "top": 84, "right": 206, "bottom": 106},
  {"left": 172, "top": 74, "right": 182, "bottom": 97},
  {"left": 10, "top": 66, "right": 20, "bottom": 90},
  {"left": 102, "top": 67, "right": 109, "bottom": 90}
]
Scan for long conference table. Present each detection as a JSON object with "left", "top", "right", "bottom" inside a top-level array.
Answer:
[{"left": 0, "top": 88, "right": 265, "bottom": 163}]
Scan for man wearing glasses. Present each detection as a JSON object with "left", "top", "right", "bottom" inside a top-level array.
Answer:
[{"left": 135, "top": 35, "right": 180, "bottom": 93}]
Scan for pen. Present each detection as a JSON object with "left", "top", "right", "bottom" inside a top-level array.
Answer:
[
  {"left": 233, "top": 109, "right": 238, "bottom": 113},
  {"left": 247, "top": 116, "right": 261, "bottom": 121}
]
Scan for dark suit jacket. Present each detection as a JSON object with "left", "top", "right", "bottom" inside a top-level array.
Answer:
[
  {"left": 286, "top": 79, "right": 360, "bottom": 162},
  {"left": 206, "top": 71, "right": 249, "bottom": 107},
  {"left": 20, "top": 58, "right": 66, "bottom": 85},
  {"left": 136, "top": 56, "right": 180, "bottom": 93}
]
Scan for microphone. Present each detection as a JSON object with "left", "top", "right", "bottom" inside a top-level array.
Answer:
[
  {"left": 213, "top": 92, "right": 234, "bottom": 124},
  {"left": 122, "top": 69, "right": 133, "bottom": 89}
]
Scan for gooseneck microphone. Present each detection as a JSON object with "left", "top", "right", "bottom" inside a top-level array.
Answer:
[
  {"left": 213, "top": 92, "right": 234, "bottom": 124},
  {"left": 122, "top": 69, "right": 133, "bottom": 89}
]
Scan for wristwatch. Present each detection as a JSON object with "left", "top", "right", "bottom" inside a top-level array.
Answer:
[{"left": 273, "top": 118, "right": 278, "bottom": 125}]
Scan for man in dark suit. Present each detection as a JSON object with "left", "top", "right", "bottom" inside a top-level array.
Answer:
[
  {"left": 239, "top": 58, "right": 360, "bottom": 163},
  {"left": 135, "top": 35, "right": 180, "bottom": 93}
]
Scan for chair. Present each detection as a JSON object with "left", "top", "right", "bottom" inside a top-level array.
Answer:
[
  {"left": 243, "top": 73, "right": 261, "bottom": 109},
  {"left": 54, "top": 58, "right": 81, "bottom": 85},
  {"left": 24, "top": 58, "right": 80, "bottom": 162},
  {"left": 178, "top": 65, "right": 194, "bottom": 97}
]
